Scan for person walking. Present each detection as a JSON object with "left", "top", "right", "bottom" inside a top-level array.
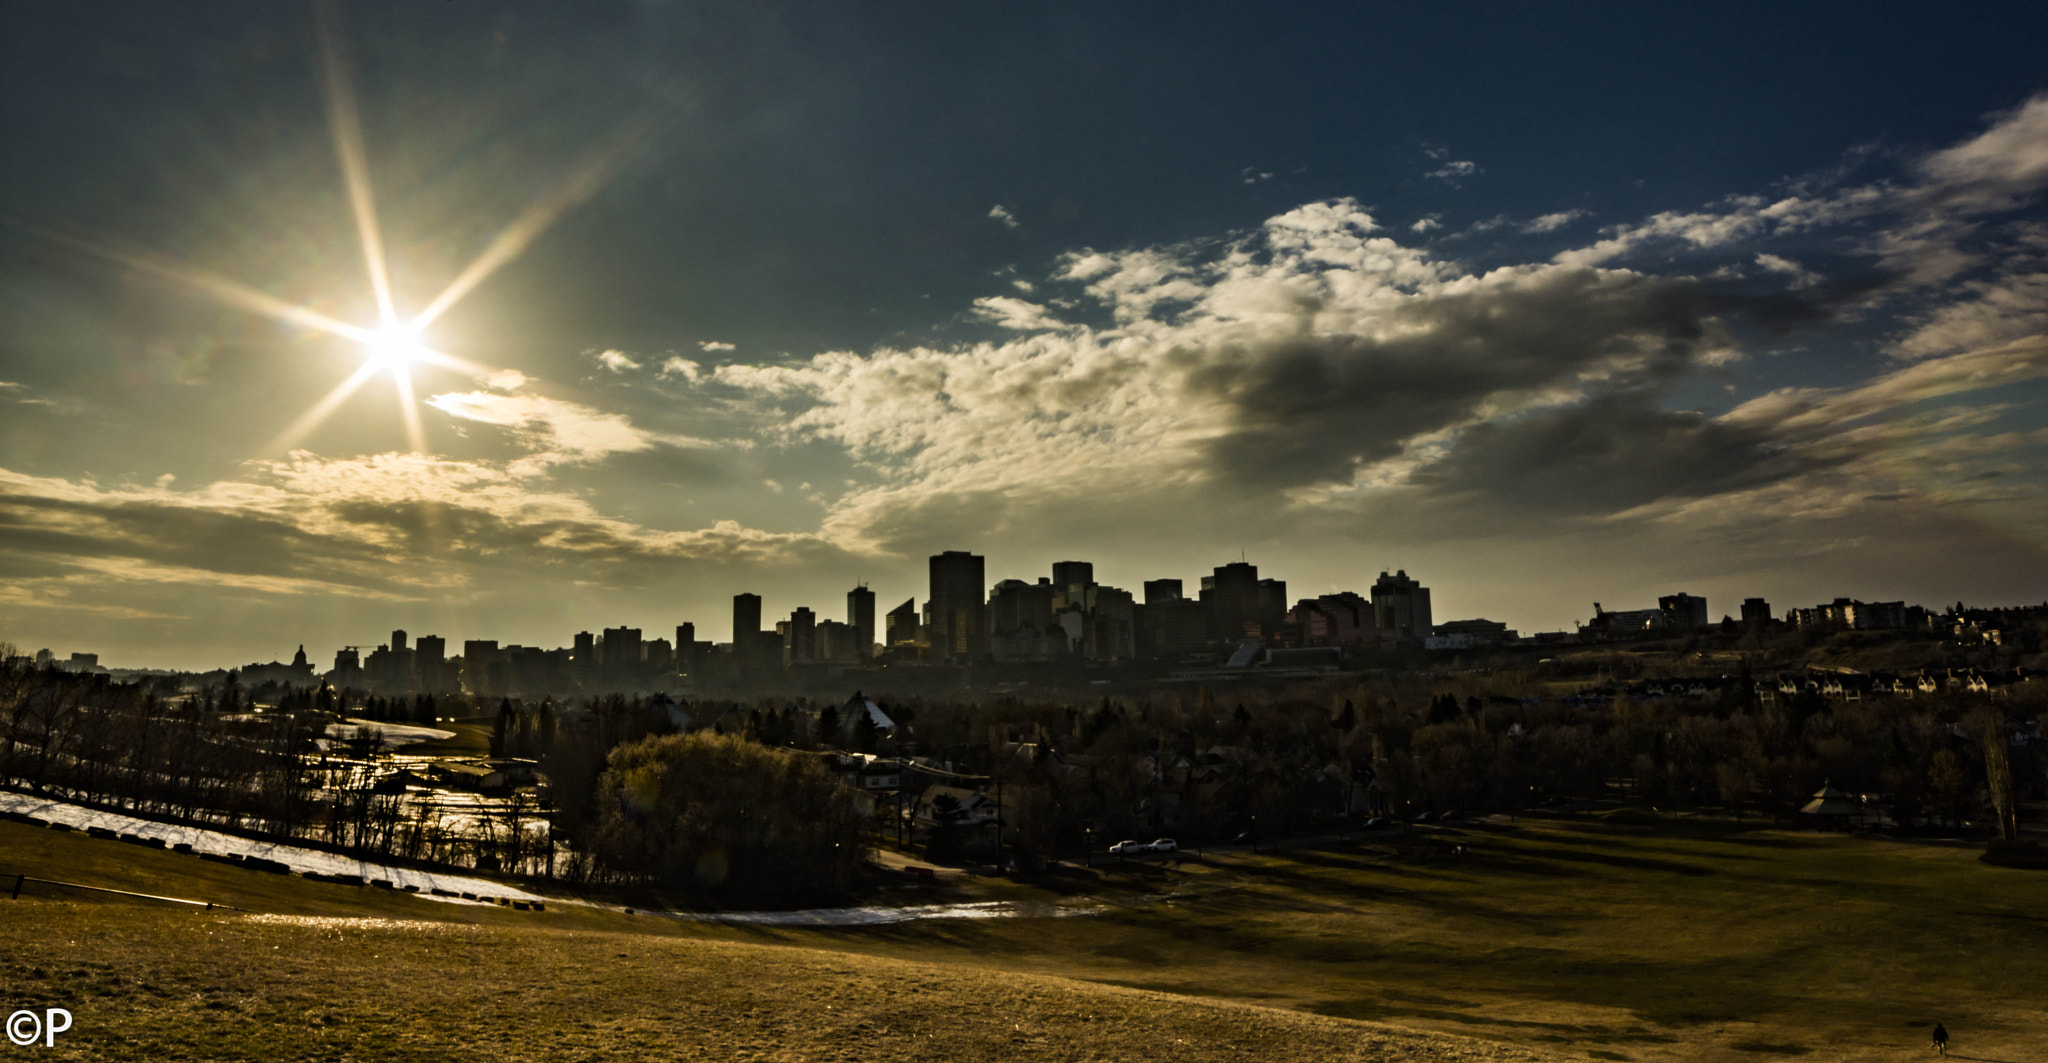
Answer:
[{"left": 1931, "top": 1022, "right": 1949, "bottom": 1056}]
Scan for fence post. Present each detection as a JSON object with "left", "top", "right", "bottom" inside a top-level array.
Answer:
[{"left": 10, "top": 874, "right": 23, "bottom": 900}]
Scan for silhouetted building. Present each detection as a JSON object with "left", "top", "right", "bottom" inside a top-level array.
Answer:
[
  {"left": 1741, "top": 598, "right": 1772, "bottom": 628},
  {"left": 928, "top": 551, "right": 988, "bottom": 662},
  {"left": 1257, "top": 578, "right": 1288, "bottom": 639},
  {"left": 675, "top": 623, "right": 697, "bottom": 674},
  {"left": 1289, "top": 592, "right": 1376, "bottom": 645},
  {"left": 786, "top": 607, "right": 817, "bottom": 663},
  {"left": 885, "top": 597, "right": 920, "bottom": 648},
  {"left": 990, "top": 578, "right": 1057, "bottom": 637},
  {"left": 414, "top": 635, "right": 449, "bottom": 692},
  {"left": 1051, "top": 560, "right": 1094, "bottom": 608},
  {"left": 733, "top": 593, "right": 762, "bottom": 643},
  {"left": 1658, "top": 593, "right": 1709, "bottom": 630},
  {"left": 1143, "top": 578, "right": 1183, "bottom": 605},
  {"left": 1371, "top": 570, "right": 1433, "bottom": 640},
  {"left": 1203, "top": 562, "right": 1261, "bottom": 641},
  {"left": 848, "top": 585, "right": 875, "bottom": 662}
]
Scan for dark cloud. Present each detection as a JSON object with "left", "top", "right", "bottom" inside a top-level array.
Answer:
[{"left": 1185, "top": 267, "right": 1726, "bottom": 488}]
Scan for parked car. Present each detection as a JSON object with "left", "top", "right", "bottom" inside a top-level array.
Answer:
[
  {"left": 1362, "top": 817, "right": 1389, "bottom": 831},
  {"left": 1108, "top": 839, "right": 1145, "bottom": 855},
  {"left": 1148, "top": 838, "right": 1178, "bottom": 853},
  {"left": 1416, "top": 810, "right": 1441, "bottom": 823}
]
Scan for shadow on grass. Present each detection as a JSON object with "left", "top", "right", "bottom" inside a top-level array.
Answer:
[
  {"left": 1729, "top": 1040, "right": 1811, "bottom": 1055},
  {"left": 1306, "top": 998, "right": 1678, "bottom": 1045}
]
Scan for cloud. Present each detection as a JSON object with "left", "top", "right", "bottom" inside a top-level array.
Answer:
[
  {"left": 1425, "top": 160, "right": 1479, "bottom": 182},
  {"left": 988, "top": 204, "right": 1019, "bottom": 229},
  {"left": 971, "top": 295, "right": 1065, "bottom": 331},
  {"left": 486, "top": 369, "right": 529, "bottom": 391},
  {"left": 659, "top": 356, "right": 703, "bottom": 382},
  {"left": 1753, "top": 253, "right": 1822, "bottom": 289},
  {"left": 1522, "top": 209, "right": 1589, "bottom": 234},
  {"left": 699, "top": 340, "right": 735, "bottom": 352},
  {"left": 1913, "top": 93, "right": 2048, "bottom": 212},
  {"left": 591, "top": 348, "right": 640, "bottom": 373},
  {"left": 1411, "top": 217, "right": 1442, "bottom": 233},
  {"left": 424, "top": 390, "right": 714, "bottom": 470},
  {"left": 0, "top": 452, "right": 854, "bottom": 614}
]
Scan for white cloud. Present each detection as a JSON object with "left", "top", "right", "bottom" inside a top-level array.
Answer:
[
  {"left": 1425, "top": 160, "right": 1479, "bottom": 182},
  {"left": 424, "top": 391, "right": 714, "bottom": 471},
  {"left": 592, "top": 348, "right": 640, "bottom": 373},
  {"left": 659, "top": 356, "right": 703, "bottom": 382},
  {"left": 1753, "top": 253, "right": 1822, "bottom": 289},
  {"left": 972, "top": 295, "right": 1066, "bottom": 331},
  {"left": 486, "top": 369, "right": 529, "bottom": 391},
  {"left": 988, "top": 204, "right": 1020, "bottom": 229},
  {"left": 699, "top": 340, "right": 736, "bottom": 352},
  {"left": 1522, "top": 209, "right": 1589, "bottom": 234},
  {"left": 1411, "top": 216, "right": 1442, "bottom": 233}
]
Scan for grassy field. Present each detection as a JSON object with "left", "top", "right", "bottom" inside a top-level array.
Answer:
[{"left": 3, "top": 814, "right": 2041, "bottom": 1062}]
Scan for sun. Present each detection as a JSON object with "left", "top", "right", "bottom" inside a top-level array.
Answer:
[{"left": 362, "top": 323, "right": 425, "bottom": 373}]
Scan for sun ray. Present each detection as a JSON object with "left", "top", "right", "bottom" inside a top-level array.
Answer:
[
  {"left": 313, "top": 0, "right": 398, "bottom": 326},
  {"left": 410, "top": 113, "right": 661, "bottom": 332},
  {"left": 259, "top": 359, "right": 384, "bottom": 456},
  {"left": 412, "top": 346, "right": 497, "bottom": 381},
  {"left": 392, "top": 365, "right": 428, "bottom": 454},
  {"left": 14, "top": 219, "right": 375, "bottom": 344}
]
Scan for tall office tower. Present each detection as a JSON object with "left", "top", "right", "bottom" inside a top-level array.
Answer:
[
  {"left": 1256, "top": 578, "right": 1288, "bottom": 638},
  {"left": 1659, "top": 593, "right": 1709, "bottom": 630},
  {"left": 885, "top": 597, "right": 919, "bottom": 647},
  {"left": 788, "top": 607, "right": 817, "bottom": 662},
  {"left": 1143, "top": 578, "right": 1183, "bottom": 604},
  {"left": 733, "top": 593, "right": 762, "bottom": 643},
  {"left": 1203, "top": 561, "right": 1261, "bottom": 641},
  {"left": 848, "top": 585, "right": 876, "bottom": 661},
  {"left": 391, "top": 630, "right": 408, "bottom": 653},
  {"left": 1740, "top": 598, "right": 1771, "bottom": 628},
  {"left": 573, "top": 631, "right": 596, "bottom": 671},
  {"left": 1370, "top": 570, "right": 1433, "bottom": 639},
  {"left": 675, "top": 623, "right": 696, "bottom": 673},
  {"left": 928, "top": 550, "right": 988, "bottom": 662}
]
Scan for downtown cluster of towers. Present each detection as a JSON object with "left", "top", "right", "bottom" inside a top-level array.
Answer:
[{"left": 313, "top": 552, "right": 1443, "bottom": 696}]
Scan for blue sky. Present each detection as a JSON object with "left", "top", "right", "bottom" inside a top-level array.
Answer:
[{"left": 4, "top": 1, "right": 2048, "bottom": 667}]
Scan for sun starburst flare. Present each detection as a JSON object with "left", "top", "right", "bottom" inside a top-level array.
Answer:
[{"left": 16, "top": 0, "right": 665, "bottom": 460}]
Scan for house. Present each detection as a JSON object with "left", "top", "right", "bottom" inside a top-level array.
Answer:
[
  {"left": 828, "top": 753, "right": 905, "bottom": 792},
  {"left": 430, "top": 760, "right": 507, "bottom": 791}
]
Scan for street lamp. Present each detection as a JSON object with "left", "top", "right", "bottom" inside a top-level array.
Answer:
[{"left": 1084, "top": 824, "right": 1093, "bottom": 869}]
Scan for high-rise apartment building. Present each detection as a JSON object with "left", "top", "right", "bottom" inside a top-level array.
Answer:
[
  {"left": 787, "top": 607, "right": 817, "bottom": 663},
  {"left": 928, "top": 551, "right": 988, "bottom": 662},
  {"left": 675, "top": 623, "right": 696, "bottom": 674},
  {"left": 1143, "top": 578, "right": 1183, "bottom": 605}
]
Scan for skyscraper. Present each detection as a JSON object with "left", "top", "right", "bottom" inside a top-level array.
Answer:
[
  {"left": 733, "top": 593, "right": 762, "bottom": 643},
  {"left": 1371, "top": 570, "right": 1433, "bottom": 639},
  {"left": 928, "top": 550, "right": 987, "bottom": 662},
  {"left": 848, "top": 584, "right": 876, "bottom": 662},
  {"left": 788, "top": 607, "right": 816, "bottom": 663},
  {"left": 1203, "top": 561, "right": 1261, "bottom": 641},
  {"left": 1143, "top": 578, "right": 1183, "bottom": 604},
  {"left": 675, "top": 622, "right": 697, "bottom": 674}
]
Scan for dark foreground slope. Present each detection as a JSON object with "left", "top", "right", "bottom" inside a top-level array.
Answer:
[{"left": 5, "top": 902, "right": 1555, "bottom": 1063}]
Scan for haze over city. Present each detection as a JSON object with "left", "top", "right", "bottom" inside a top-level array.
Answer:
[{"left": 5, "top": 3, "right": 2048, "bottom": 671}]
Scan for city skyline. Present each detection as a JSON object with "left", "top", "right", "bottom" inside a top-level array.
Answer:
[{"left": 5, "top": 4, "right": 2048, "bottom": 669}]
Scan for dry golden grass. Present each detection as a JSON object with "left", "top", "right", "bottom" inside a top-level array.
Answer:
[{"left": 5, "top": 902, "right": 1557, "bottom": 1062}]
